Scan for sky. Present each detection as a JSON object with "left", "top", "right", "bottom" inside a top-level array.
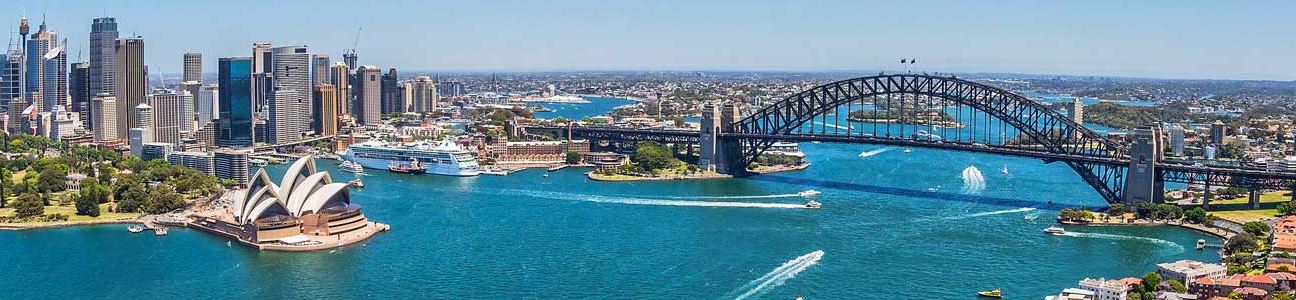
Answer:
[{"left": 4, "top": 0, "right": 1294, "bottom": 80}]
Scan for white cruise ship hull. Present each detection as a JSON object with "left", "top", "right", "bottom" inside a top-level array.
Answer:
[{"left": 342, "top": 151, "right": 481, "bottom": 177}]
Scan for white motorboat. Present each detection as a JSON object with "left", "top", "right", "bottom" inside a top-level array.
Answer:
[
  {"left": 1024, "top": 214, "right": 1038, "bottom": 221},
  {"left": 339, "top": 160, "right": 364, "bottom": 173},
  {"left": 1001, "top": 166, "right": 1009, "bottom": 175},
  {"left": 1044, "top": 226, "right": 1065, "bottom": 235},
  {"left": 798, "top": 190, "right": 822, "bottom": 197},
  {"left": 127, "top": 225, "right": 145, "bottom": 233},
  {"left": 903, "top": 148, "right": 913, "bottom": 153},
  {"left": 804, "top": 200, "right": 822, "bottom": 209}
]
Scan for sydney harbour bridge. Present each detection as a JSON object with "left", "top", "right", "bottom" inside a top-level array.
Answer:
[{"left": 524, "top": 74, "right": 1296, "bottom": 206}]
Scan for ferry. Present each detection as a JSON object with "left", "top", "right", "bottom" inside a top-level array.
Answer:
[
  {"left": 798, "top": 190, "right": 822, "bottom": 197},
  {"left": 1044, "top": 226, "right": 1066, "bottom": 235},
  {"left": 339, "top": 160, "right": 364, "bottom": 173},
  {"left": 388, "top": 159, "right": 427, "bottom": 175},
  {"left": 342, "top": 139, "right": 480, "bottom": 176}
]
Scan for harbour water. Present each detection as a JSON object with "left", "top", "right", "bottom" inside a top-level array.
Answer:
[
  {"left": 533, "top": 96, "right": 636, "bottom": 120},
  {"left": 0, "top": 100, "right": 1217, "bottom": 299}
]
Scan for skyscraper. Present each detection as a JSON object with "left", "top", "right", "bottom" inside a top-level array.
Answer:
[
  {"left": 40, "top": 40, "right": 67, "bottom": 113},
  {"left": 183, "top": 52, "right": 202, "bottom": 82},
  {"left": 90, "top": 94, "right": 117, "bottom": 142},
  {"left": 353, "top": 65, "right": 381, "bottom": 125},
  {"left": 197, "top": 85, "right": 218, "bottom": 125},
  {"left": 250, "top": 42, "right": 272, "bottom": 111},
  {"left": 380, "top": 68, "right": 401, "bottom": 114},
  {"left": 407, "top": 76, "right": 437, "bottom": 113},
  {"left": 70, "top": 62, "right": 89, "bottom": 126},
  {"left": 132, "top": 102, "right": 154, "bottom": 153},
  {"left": 342, "top": 50, "right": 357, "bottom": 72},
  {"left": 267, "top": 45, "right": 310, "bottom": 144},
  {"left": 89, "top": 17, "right": 118, "bottom": 97},
  {"left": 25, "top": 21, "right": 57, "bottom": 108},
  {"left": 147, "top": 89, "right": 193, "bottom": 144},
  {"left": 330, "top": 62, "right": 350, "bottom": 116},
  {"left": 311, "top": 54, "right": 329, "bottom": 86},
  {"left": 114, "top": 36, "right": 146, "bottom": 140},
  {"left": 1, "top": 47, "right": 21, "bottom": 111},
  {"left": 218, "top": 57, "right": 253, "bottom": 147},
  {"left": 313, "top": 83, "right": 337, "bottom": 136}
]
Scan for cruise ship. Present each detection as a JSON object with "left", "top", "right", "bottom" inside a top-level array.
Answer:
[{"left": 341, "top": 139, "right": 481, "bottom": 176}]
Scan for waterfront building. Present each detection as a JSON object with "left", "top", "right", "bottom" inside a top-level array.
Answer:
[
  {"left": 329, "top": 62, "right": 350, "bottom": 116},
  {"left": 353, "top": 65, "right": 381, "bottom": 125},
  {"left": 407, "top": 76, "right": 437, "bottom": 113},
  {"left": 89, "top": 17, "right": 118, "bottom": 97},
  {"left": 70, "top": 61, "right": 90, "bottom": 125},
  {"left": 267, "top": 45, "right": 310, "bottom": 144},
  {"left": 312, "top": 84, "right": 338, "bottom": 136},
  {"left": 1210, "top": 120, "right": 1226, "bottom": 146},
  {"left": 1043, "top": 288, "right": 1096, "bottom": 300},
  {"left": 183, "top": 52, "right": 202, "bottom": 82},
  {"left": 147, "top": 89, "right": 194, "bottom": 144},
  {"left": 380, "top": 68, "right": 401, "bottom": 114},
  {"left": 218, "top": 57, "right": 253, "bottom": 147},
  {"left": 197, "top": 85, "right": 218, "bottom": 125},
  {"left": 213, "top": 149, "right": 250, "bottom": 185},
  {"left": 492, "top": 140, "right": 591, "bottom": 164},
  {"left": 90, "top": 94, "right": 117, "bottom": 142},
  {"left": 208, "top": 155, "right": 384, "bottom": 251},
  {"left": 1076, "top": 278, "right": 1131, "bottom": 300},
  {"left": 167, "top": 151, "right": 214, "bottom": 175},
  {"left": 1158, "top": 260, "right": 1227, "bottom": 284},
  {"left": 311, "top": 54, "right": 329, "bottom": 86},
  {"left": 114, "top": 36, "right": 146, "bottom": 140}
]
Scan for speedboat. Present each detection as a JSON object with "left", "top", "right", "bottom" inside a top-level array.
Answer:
[
  {"left": 903, "top": 148, "right": 913, "bottom": 153},
  {"left": 1197, "top": 239, "right": 1206, "bottom": 250},
  {"left": 127, "top": 225, "right": 145, "bottom": 233},
  {"left": 977, "top": 289, "right": 1002, "bottom": 298},
  {"left": 543, "top": 173, "right": 550, "bottom": 178},
  {"left": 1044, "top": 226, "right": 1065, "bottom": 235},
  {"left": 1024, "top": 214, "right": 1038, "bottom": 221},
  {"left": 798, "top": 190, "right": 822, "bottom": 197},
  {"left": 804, "top": 200, "right": 822, "bottom": 209}
]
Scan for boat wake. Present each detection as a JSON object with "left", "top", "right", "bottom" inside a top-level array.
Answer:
[
  {"left": 1059, "top": 232, "right": 1184, "bottom": 252},
  {"left": 726, "top": 250, "right": 825, "bottom": 300},
  {"left": 654, "top": 193, "right": 805, "bottom": 200},
  {"left": 961, "top": 165, "right": 986, "bottom": 194},
  {"left": 857, "top": 147, "right": 893, "bottom": 158},
  {"left": 812, "top": 121, "right": 853, "bottom": 131},
  {"left": 942, "top": 207, "right": 1036, "bottom": 220},
  {"left": 496, "top": 189, "right": 809, "bottom": 209}
]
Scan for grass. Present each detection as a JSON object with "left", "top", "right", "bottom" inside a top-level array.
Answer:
[
  {"left": 0, "top": 203, "right": 142, "bottom": 225},
  {"left": 1211, "top": 191, "right": 1289, "bottom": 206},
  {"left": 1210, "top": 209, "right": 1278, "bottom": 224}
]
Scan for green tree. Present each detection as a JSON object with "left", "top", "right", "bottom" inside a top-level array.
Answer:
[
  {"left": 1152, "top": 204, "right": 1184, "bottom": 220},
  {"left": 0, "top": 168, "right": 9, "bottom": 208},
  {"left": 36, "top": 167, "right": 67, "bottom": 193},
  {"left": 633, "top": 141, "right": 677, "bottom": 171},
  {"left": 1226, "top": 233, "right": 1259, "bottom": 254},
  {"left": 1274, "top": 291, "right": 1295, "bottom": 300},
  {"left": 565, "top": 152, "right": 582, "bottom": 164},
  {"left": 97, "top": 165, "right": 117, "bottom": 185},
  {"left": 1279, "top": 202, "right": 1296, "bottom": 216},
  {"left": 116, "top": 184, "right": 148, "bottom": 213},
  {"left": 1139, "top": 272, "right": 1162, "bottom": 293},
  {"left": 1106, "top": 203, "right": 1127, "bottom": 217},
  {"left": 8, "top": 139, "right": 26, "bottom": 152},
  {"left": 1243, "top": 221, "right": 1271, "bottom": 237},
  {"left": 143, "top": 184, "right": 185, "bottom": 214},
  {"left": 12, "top": 193, "right": 44, "bottom": 219},
  {"left": 1184, "top": 207, "right": 1209, "bottom": 223},
  {"left": 74, "top": 189, "right": 99, "bottom": 217},
  {"left": 1164, "top": 279, "right": 1186, "bottom": 293}
]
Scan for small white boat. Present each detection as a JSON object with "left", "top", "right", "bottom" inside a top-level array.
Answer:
[
  {"left": 1196, "top": 239, "right": 1206, "bottom": 250},
  {"left": 804, "top": 200, "right": 822, "bottom": 209},
  {"left": 127, "top": 225, "right": 145, "bottom": 233},
  {"left": 154, "top": 227, "right": 169, "bottom": 236},
  {"left": 1001, "top": 166, "right": 1009, "bottom": 175},
  {"left": 1024, "top": 214, "right": 1038, "bottom": 221},
  {"left": 1044, "top": 226, "right": 1065, "bottom": 235},
  {"left": 903, "top": 148, "right": 913, "bottom": 153},
  {"left": 339, "top": 160, "right": 364, "bottom": 173},
  {"left": 798, "top": 190, "right": 822, "bottom": 197},
  {"left": 543, "top": 173, "right": 550, "bottom": 178}
]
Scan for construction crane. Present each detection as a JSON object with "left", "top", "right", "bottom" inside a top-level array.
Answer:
[{"left": 343, "top": 27, "right": 360, "bottom": 71}]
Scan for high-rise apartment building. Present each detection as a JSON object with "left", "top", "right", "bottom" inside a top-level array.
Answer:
[
  {"left": 217, "top": 57, "right": 253, "bottom": 147},
  {"left": 267, "top": 45, "right": 310, "bottom": 144},
  {"left": 330, "top": 62, "right": 350, "bottom": 116},
  {"left": 213, "top": 149, "right": 250, "bottom": 185},
  {"left": 407, "top": 76, "right": 437, "bottom": 113},
  {"left": 183, "top": 52, "right": 202, "bottom": 82},
  {"left": 114, "top": 36, "right": 146, "bottom": 140},
  {"left": 353, "top": 65, "right": 381, "bottom": 125},
  {"left": 147, "top": 90, "right": 194, "bottom": 144}
]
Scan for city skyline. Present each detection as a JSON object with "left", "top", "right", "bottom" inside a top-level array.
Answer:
[{"left": 2, "top": 0, "right": 1293, "bottom": 80}]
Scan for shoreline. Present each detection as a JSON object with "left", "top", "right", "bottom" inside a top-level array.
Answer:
[
  {"left": 1060, "top": 217, "right": 1234, "bottom": 240},
  {"left": 0, "top": 218, "right": 143, "bottom": 231},
  {"left": 587, "top": 171, "right": 731, "bottom": 182}
]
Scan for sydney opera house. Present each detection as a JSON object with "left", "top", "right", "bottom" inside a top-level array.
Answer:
[{"left": 191, "top": 155, "right": 387, "bottom": 251}]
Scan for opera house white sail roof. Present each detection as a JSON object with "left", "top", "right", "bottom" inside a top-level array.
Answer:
[{"left": 233, "top": 155, "right": 353, "bottom": 225}]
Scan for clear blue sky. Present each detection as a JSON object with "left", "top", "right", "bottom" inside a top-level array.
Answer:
[{"left": 6, "top": 0, "right": 1293, "bottom": 80}]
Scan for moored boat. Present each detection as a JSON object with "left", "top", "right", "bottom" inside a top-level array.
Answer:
[
  {"left": 127, "top": 225, "right": 145, "bottom": 233},
  {"left": 977, "top": 289, "right": 1002, "bottom": 298},
  {"left": 388, "top": 159, "right": 427, "bottom": 175}
]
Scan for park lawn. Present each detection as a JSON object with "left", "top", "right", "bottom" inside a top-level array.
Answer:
[
  {"left": 0, "top": 203, "right": 141, "bottom": 223},
  {"left": 1211, "top": 209, "right": 1279, "bottom": 224},
  {"left": 1212, "top": 191, "right": 1290, "bottom": 206}
]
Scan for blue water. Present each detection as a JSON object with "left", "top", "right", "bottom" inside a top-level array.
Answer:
[
  {"left": 0, "top": 99, "right": 1218, "bottom": 299},
  {"left": 533, "top": 96, "right": 637, "bottom": 120}
]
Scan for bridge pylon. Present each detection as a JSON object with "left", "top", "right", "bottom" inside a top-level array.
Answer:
[
  {"left": 699, "top": 103, "right": 744, "bottom": 174},
  {"left": 1122, "top": 127, "right": 1163, "bottom": 204}
]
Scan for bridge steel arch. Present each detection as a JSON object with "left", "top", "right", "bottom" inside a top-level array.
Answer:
[{"left": 726, "top": 74, "right": 1132, "bottom": 203}]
